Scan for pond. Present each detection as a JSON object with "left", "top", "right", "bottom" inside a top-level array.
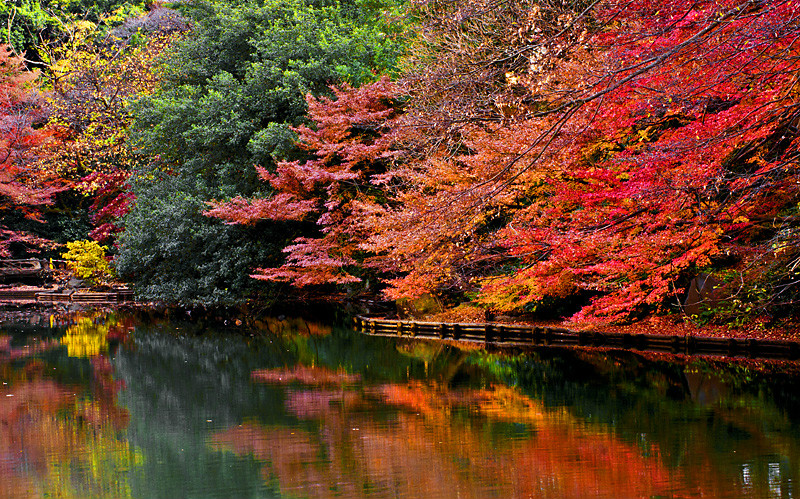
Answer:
[{"left": 1, "top": 310, "right": 800, "bottom": 499}]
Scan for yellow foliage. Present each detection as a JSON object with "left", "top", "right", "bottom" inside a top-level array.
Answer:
[
  {"left": 62, "top": 240, "right": 114, "bottom": 284},
  {"left": 581, "top": 139, "right": 619, "bottom": 165},
  {"left": 34, "top": 32, "right": 172, "bottom": 183},
  {"left": 477, "top": 276, "right": 539, "bottom": 312}
]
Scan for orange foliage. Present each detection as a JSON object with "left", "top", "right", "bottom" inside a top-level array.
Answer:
[{"left": 205, "top": 1, "right": 800, "bottom": 323}]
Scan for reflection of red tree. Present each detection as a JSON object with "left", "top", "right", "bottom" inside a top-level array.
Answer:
[
  {"left": 0, "top": 334, "right": 60, "bottom": 361},
  {"left": 252, "top": 318, "right": 333, "bottom": 337},
  {"left": 89, "top": 356, "right": 129, "bottom": 429},
  {"left": 283, "top": 389, "right": 362, "bottom": 420},
  {"left": 105, "top": 314, "right": 136, "bottom": 343},
  {"left": 252, "top": 366, "right": 361, "bottom": 386},
  {"left": 0, "top": 379, "right": 75, "bottom": 498},
  {"left": 211, "top": 383, "right": 694, "bottom": 499},
  {"left": 211, "top": 425, "right": 338, "bottom": 497},
  {"left": 0, "top": 337, "right": 132, "bottom": 497}
]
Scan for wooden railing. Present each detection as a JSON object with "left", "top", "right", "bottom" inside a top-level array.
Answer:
[
  {"left": 0, "top": 259, "right": 70, "bottom": 278},
  {"left": 354, "top": 316, "right": 800, "bottom": 360},
  {"left": 0, "top": 259, "right": 135, "bottom": 305}
]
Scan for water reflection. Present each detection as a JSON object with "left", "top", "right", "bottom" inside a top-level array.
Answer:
[
  {"left": 211, "top": 380, "right": 679, "bottom": 499},
  {"left": 0, "top": 311, "right": 799, "bottom": 499},
  {"left": 0, "top": 314, "right": 138, "bottom": 499}
]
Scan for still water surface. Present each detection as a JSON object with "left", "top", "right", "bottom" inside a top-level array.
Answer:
[{"left": 1, "top": 310, "right": 800, "bottom": 499}]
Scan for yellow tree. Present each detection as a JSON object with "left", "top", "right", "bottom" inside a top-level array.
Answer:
[{"left": 35, "top": 18, "right": 180, "bottom": 242}]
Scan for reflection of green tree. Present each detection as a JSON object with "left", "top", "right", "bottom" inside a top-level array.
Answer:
[
  {"left": 113, "top": 328, "right": 282, "bottom": 498},
  {"left": 109, "top": 318, "right": 453, "bottom": 498},
  {"left": 112, "top": 321, "right": 406, "bottom": 497}
]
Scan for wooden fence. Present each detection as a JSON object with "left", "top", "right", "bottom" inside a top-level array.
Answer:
[
  {"left": 354, "top": 316, "right": 800, "bottom": 360},
  {"left": 0, "top": 259, "right": 70, "bottom": 280}
]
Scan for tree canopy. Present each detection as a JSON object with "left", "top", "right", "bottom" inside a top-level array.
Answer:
[
  {"left": 2, "top": 0, "right": 797, "bottom": 326},
  {"left": 0, "top": 44, "right": 64, "bottom": 256},
  {"left": 1, "top": 0, "right": 147, "bottom": 64},
  {"left": 209, "top": 0, "right": 800, "bottom": 323}
]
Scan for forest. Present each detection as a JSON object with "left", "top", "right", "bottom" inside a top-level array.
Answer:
[{"left": 2, "top": 0, "right": 799, "bottom": 329}]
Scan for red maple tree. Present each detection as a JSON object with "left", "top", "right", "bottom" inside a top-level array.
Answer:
[
  {"left": 0, "top": 44, "right": 62, "bottom": 256},
  {"left": 208, "top": 0, "right": 800, "bottom": 324},
  {"left": 480, "top": 0, "right": 800, "bottom": 321},
  {"left": 206, "top": 77, "right": 404, "bottom": 290}
]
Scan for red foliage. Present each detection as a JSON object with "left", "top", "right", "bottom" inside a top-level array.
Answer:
[
  {"left": 481, "top": 0, "right": 800, "bottom": 321},
  {"left": 80, "top": 170, "right": 134, "bottom": 243},
  {"left": 208, "top": 1, "right": 800, "bottom": 324},
  {"left": 370, "top": 0, "right": 800, "bottom": 322},
  {"left": 206, "top": 77, "right": 402, "bottom": 288},
  {"left": 0, "top": 44, "right": 63, "bottom": 256}
]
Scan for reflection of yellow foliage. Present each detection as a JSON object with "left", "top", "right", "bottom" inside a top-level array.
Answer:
[
  {"left": 41, "top": 422, "right": 142, "bottom": 499},
  {"left": 1, "top": 378, "right": 141, "bottom": 499},
  {"left": 477, "top": 384, "right": 571, "bottom": 424},
  {"left": 61, "top": 317, "right": 110, "bottom": 357}
]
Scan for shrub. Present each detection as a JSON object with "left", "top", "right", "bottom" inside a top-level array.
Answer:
[{"left": 62, "top": 240, "right": 114, "bottom": 285}]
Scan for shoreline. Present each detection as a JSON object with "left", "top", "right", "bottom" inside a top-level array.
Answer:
[{"left": 355, "top": 315, "right": 800, "bottom": 361}]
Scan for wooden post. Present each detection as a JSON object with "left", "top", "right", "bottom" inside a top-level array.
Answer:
[
  {"left": 727, "top": 338, "right": 738, "bottom": 357},
  {"left": 747, "top": 339, "right": 758, "bottom": 358},
  {"left": 498, "top": 325, "right": 506, "bottom": 343},
  {"left": 671, "top": 335, "right": 683, "bottom": 354}
]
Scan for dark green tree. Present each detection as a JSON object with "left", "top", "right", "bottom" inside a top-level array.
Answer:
[
  {"left": 116, "top": 0, "right": 404, "bottom": 305},
  {"left": 116, "top": 172, "right": 289, "bottom": 305}
]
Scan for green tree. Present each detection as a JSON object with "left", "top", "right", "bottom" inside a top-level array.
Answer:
[
  {"left": 117, "top": 172, "right": 289, "bottom": 305},
  {"left": 116, "top": 0, "right": 405, "bottom": 305}
]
